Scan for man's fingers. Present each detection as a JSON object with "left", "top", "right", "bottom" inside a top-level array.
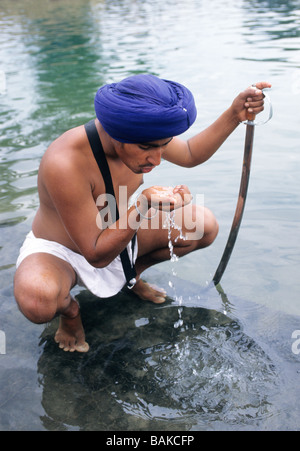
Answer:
[
  {"left": 252, "top": 81, "right": 272, "bottom": 91},
  {"left": 246, "top": 99, "right": 264, "bottom": 108},
  {"left": 247, "top": 81, "right": 271, "bottom": 98}
]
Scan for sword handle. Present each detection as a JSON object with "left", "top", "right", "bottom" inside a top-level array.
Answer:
[
  {"left": 246, "top": 110, "right": 256, "bottom": 121},
  {"left": 244, "top": 88, "right": 273, "bottom": 125}
]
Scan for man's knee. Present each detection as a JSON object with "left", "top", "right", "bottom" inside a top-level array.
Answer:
[
  {"left": 14, "top": 272, "right": 60, "bottom": 324},
  {"left": 203, "top": 207, "right": 219, "bottom": 243},
  {"left": 182, "top": 205, "right": 218, "bottom": 245}
]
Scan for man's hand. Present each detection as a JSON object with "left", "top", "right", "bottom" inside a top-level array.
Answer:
[
  {"left": 142, "top": 185, "right": 192, "bottom": 211},
  {"left": 231, "top": 81, "right": 272, "bottom": 123}
]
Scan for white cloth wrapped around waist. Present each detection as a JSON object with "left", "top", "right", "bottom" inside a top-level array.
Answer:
[{"left": 16, "top": 231, "right": 138, "bottom": 298}]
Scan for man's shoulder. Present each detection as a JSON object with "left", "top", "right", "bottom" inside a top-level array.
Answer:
[
  {"left": 52, "top": 124, "right": 87, "bottom": 151},
  {"left": 40, "top": 124, "right": 91, "bottom": 179}
]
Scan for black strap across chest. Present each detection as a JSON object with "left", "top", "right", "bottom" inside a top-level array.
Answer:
[{"left": 84, "top": 120, "right": 137, "bottom": 288}]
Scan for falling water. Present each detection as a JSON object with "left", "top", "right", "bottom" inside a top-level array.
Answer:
[{"left": 163, "top": 210, "right": 187, "bottom": 329}]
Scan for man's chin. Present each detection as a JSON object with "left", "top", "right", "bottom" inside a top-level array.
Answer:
[
  {"left": 129, "top": 166, "right": 155, "bottom": 174},
  {"left": 140, "top": 166, "right": 154, "bottom": 174}
]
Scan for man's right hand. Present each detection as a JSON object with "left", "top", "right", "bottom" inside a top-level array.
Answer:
[{"left": 142, "top": 185, "right": 192, "bottom": 212}]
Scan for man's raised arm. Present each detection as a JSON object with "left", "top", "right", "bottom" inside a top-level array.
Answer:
[{"left": 163, "top": 82, "right": 271, "bottom": 168}]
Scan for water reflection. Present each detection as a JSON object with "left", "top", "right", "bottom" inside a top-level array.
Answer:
[
  {"left": 242, "top": 0, "right": 300, "bottom": 40},
  {"left": 37, "top": 290, "right": 278, "bottom": 431},
  {"left": 0, "top": 0, "right": 104, "bottom": 268},
  {"left": 245, "top": 0, "right": 300, "bottom": 15}
]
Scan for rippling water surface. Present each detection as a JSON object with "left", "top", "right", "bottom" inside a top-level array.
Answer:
[{"left": 0, "top": 0, "right": 300, "bottom": 431}]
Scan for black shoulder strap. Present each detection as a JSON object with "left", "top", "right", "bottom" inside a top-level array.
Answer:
[
  {"left": 84, "top": 120, "right": 137, "bottom": 288},
  {"left": 84, "top": 119, "right": 115, "bottom": 200}
]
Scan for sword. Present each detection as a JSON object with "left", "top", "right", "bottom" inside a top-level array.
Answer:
[{"left": 212, "top": 88, "right": 272, "bottom": 286}]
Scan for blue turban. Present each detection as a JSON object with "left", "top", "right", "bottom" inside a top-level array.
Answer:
[{"left": 94, "top": 74, "right": 197, "bottom": 143}]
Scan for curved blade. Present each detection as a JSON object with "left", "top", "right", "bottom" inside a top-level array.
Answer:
[{"left": 213, "top": 122, "right": 255, "bottom": 286}]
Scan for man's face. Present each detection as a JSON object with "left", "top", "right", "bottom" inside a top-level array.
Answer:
[{"left": 116, "top": 138, "right": 173, "bottom": 174}]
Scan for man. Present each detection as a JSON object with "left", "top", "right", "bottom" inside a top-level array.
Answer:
[{"left": 14, "top": 74, "right": 270, "bottom": 353}]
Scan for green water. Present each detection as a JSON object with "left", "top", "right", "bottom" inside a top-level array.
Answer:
[{"left": 0, "top": 0, "right": 300, "bottom": 431}]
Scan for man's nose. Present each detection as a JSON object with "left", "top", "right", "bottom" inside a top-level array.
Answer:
[{"left": 147, "top": 149, "right": 162, "bottom": 166}]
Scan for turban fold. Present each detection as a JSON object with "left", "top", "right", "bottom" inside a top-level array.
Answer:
[{"left": 94, "top": 74, "right": 197, "bottom": 143}]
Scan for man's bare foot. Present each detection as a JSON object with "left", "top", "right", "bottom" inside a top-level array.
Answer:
[
  {"left": 131, "top": 279, "right": 167, "bottom": 304},
  {"left": 54, "top": 298, "right": 89, "bottom": 353}
]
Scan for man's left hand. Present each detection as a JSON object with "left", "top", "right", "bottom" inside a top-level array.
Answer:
[{"left": 231, "top": 81, "right": 272, "bottom": 123}]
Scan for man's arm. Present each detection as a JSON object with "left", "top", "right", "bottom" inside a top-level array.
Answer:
[
  {"left": 163, "top": 82, "right": 271, "bottom": 168},
  {"left": 43, "top": 154, "right": 189, "bottom": 268}
]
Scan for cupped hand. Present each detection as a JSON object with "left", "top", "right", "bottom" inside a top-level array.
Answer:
[{"left": 143, "top": 185, "right": 192, "bottom": 211}]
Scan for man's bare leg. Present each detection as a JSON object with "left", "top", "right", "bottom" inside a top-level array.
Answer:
[
  {"left": 14, "top": 253, "right": 89, "bottom": 353},
  {"left": 132, "top": 205, "right": 219, "bottom": 303}
]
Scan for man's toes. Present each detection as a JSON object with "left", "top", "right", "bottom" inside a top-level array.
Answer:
[
  {"left": 64, "top": 341, "right": 77, "bottom": 352},
  {"left": 153, "top": 296, "right": 166, "bottom": 304},
  {"left": 62, "top": 341, "right": 72, "bottom": 352},
  {"left": 57, "top": 340, "right": 65, "bottom": 349},
  {"left": 75, "top": 342, "right": 89, "bottom": 353},
  {"left": 148, "top": 283, "right": 167, "bottom": 296}
]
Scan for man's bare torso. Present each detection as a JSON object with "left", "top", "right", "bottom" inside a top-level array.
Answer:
[{"left": 32, "top": 122, "right": 143, "bottom": 254}]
